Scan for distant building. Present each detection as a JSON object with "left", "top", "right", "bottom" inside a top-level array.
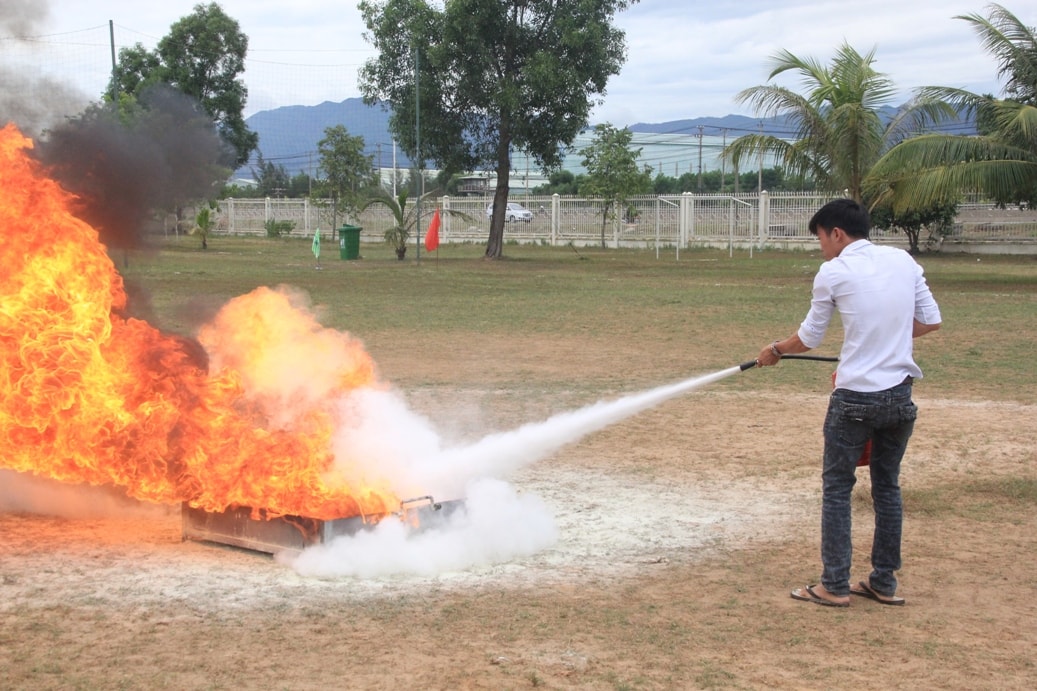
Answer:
[{"left": 455, "top": 175, "right": 489, "bottom": 196}]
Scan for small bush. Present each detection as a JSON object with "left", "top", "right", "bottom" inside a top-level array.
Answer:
[{"left": 264, "top": 219, "right": 296, "bottom": 238}]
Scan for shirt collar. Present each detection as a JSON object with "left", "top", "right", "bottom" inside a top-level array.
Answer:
[{"left": 839, "top": 238, "right": 872, "bottom": 256}]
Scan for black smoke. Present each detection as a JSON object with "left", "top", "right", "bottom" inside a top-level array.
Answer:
[{"left": 34, "top": 85, "right": 235, "bottom": 252}]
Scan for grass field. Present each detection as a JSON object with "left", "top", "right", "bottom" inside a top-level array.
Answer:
[
  {"left": 126, "top": 235, "right": 1036, "bottom": 402},
  {"left": 3, "top": 235, "right": 1036, "bottom": 689}
]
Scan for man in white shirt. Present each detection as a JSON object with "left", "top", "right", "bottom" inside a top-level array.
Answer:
[{"left": 756, "top": 198, "right": 942, "bottom": 607}]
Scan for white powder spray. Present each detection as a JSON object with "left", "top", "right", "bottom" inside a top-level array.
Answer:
[{"left": 282, "top": 365, "right": 745, "bottom": 579}]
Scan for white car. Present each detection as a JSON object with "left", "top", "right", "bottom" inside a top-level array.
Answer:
[{"left": 486, "top": 202, "right": 533, "bottom": 223}]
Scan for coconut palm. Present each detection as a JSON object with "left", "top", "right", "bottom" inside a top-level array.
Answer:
[
  {"left": 866, "top": 4, "right": 1037, "bottom": 212},
  {"left": 970, "top": 3, "right": 1037, "bottom": 105},
  {"left": 724, "top": 43, "right": 954, "bottom": 202}
]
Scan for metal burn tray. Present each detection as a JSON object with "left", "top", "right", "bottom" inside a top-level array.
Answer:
[{"left": 181, "top": 496, "right": 462, "bottom": 554}]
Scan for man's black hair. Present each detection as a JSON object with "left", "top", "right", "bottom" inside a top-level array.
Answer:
[{"left": 808, "top": 198, "right": 870, "bottom": 238}]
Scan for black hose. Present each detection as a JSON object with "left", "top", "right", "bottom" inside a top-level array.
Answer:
[{"left": 739, "top": 354, "right": 839, "bottom": 371}]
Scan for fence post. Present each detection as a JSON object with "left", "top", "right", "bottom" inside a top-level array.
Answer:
[
  {"left": 679, "top": 192, "right": 691, "bottom": 250},
  {"left": 612, "top": 198, "right": 620, "bottom": 248},
  {"left": 728, "top": 198, "right": 735, "bottom": 258},
  {"left": 442, "top": 195, "right": 451, "bottom": 242},
  {"left": 551, "top": 193, "right": 560, "bottom": 246},
  {"left": 228, "top": 198, "right": 235, "bottom": 234},
  {"left": 655, "top": 198, "right": 660, "bottom": 260},
  {"left": 758, "top": 191, "right": 769, "bottom": 248}
]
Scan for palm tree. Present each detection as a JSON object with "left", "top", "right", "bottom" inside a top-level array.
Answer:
[
  {"left": 866, "top": 4, "right": 1037, "bottom": 212},
  {"left": 359, "top": 189, "right": 472, "bottom": 260},
  {"left": 724, "top": 43, "right": 953, "bottom": 202},
  {"left": 970, "top": 3, "right": 1037, "bottom": 105},
  {"left": 191, "top": 203, "right": 217, "bottom": 250},
  {"left": 358, "top": 189, "right": 420, "bottom": 260}
]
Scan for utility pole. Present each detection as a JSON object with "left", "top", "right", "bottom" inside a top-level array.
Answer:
[
  {"left": 414, "top": 46, "right": 421, "bottom": 262},
  {"left": 697, "top": 126, "right": 704, "bottom": 192},
  {"left": 108, "top": 21, "right": 117, "bottom": 102},
  {"left": 720, "top": 128, "right": 727, "bottom": 193},
  {"left": 525, "top": 153, "right": 529, "bottom": 195},
  {"left": 757, "top": 121, "right": 764, "bottom": 193}
]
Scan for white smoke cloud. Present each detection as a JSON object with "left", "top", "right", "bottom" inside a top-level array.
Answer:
[
  {"left": 283, "top": 366, "right": 744, "bottom": 579},
  {"left": 0, "top": 0, "right": 49, "bottom": 36},
  {"left": 280, "top": 478, "right": 557, "bottom": 578},
  {"left": 0, "top": 0, "right": 90, "bottom": 137},
  {"left": 328, "top": 387, "right": 444, "bottom": 500}
]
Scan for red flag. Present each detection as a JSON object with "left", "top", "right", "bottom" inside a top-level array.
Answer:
[{"left": 425, "top": 208, "right": 441, "bottom": 252}]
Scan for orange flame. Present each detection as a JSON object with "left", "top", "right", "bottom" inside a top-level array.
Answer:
[{"left": 0, "top": 123, "right": 398, "bottom": 520}]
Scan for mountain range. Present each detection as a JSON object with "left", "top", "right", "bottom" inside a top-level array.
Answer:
[
  {"left": 238, "top": 98, "right": 974, "bottom": 180},
  {"left": 238, "top": 98, "right": 797, "bottom": 179}
]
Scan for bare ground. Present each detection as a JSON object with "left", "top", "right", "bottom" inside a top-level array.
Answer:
[{"left": 2, "top": 340, "right": 1036, "bottom": 689}]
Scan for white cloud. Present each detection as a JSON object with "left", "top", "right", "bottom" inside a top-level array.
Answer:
[{"left": 23, "top": 0, "right": 1023, "bottom": 125}]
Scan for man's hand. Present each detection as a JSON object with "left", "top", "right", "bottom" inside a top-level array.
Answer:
[
  {"left": 757, "top": 341, "right": 782, "bottom": 367},
  {"left": 757, "top": 334, "right": 810, "bottom": 367}
]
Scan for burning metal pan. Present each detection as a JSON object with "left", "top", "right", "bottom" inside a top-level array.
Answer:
[{"left": 181, "top": 495, "right": 463, "bottom": 554}]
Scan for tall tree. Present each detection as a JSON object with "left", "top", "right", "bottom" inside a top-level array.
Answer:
[
  {"left": 358, "top": 0, "right": 636, "bottom": 259},
  {"left": 580, "top": 123, "right": 652, "bottom": 247},
  {"left": 251, "top": 153, "right": 291, "bottom": 197},
  {"left": 867, "top": 4, "right": 1037, "bottom": 212},
  {"left": 108, "top": 2, "right": 257, "bottom": 167},
  {"left": 723, "top": 43, "right": 952, "bottom": 202},
  {"left": 317, "top": 125, "right": 375, "bottom": 227}
]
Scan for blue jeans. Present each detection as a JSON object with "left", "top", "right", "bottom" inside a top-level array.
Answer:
[{"left": 820, "top": 381, "right": 917, "bottom": 597}]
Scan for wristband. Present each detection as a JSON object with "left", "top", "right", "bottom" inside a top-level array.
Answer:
[{"left": 770, "top": 341, "right": 782, "bottom": 357}]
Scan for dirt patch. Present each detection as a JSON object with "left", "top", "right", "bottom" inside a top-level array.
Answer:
[{"left": 2, "top": 386, "right": 1035, "bottom": 689}]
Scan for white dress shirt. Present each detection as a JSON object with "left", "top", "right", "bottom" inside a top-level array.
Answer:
[{"left": 797, "top": 239, "right": 942, "bottom": 392}]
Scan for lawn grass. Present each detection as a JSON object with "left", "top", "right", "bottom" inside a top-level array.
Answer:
[{"left": 122, "top": 235, "right": 1037, "bottom": 403}]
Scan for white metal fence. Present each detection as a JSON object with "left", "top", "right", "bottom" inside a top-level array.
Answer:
[
  {"left": 217, "top": 198, "right": 339, "bottom": 235},
  {"left": 195, "top": 193, "right": 1037, "bottom": 252}
]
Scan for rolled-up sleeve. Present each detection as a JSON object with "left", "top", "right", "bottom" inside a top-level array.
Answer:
[
  {"left": 798, "top": 270, "right": 835, "bottom": 349},
  {"left": 914, "top": 264, "right": 942, "bottom": 325}
]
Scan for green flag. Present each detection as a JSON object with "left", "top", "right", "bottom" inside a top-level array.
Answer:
[{"left": 311, "top": 228, "right": 321, "bottom": 259}]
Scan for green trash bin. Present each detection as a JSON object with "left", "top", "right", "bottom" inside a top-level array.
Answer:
[{"left": 338, "top": 224, "right": 362, "bottom": 260}]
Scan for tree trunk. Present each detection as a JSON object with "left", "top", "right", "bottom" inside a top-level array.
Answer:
[
  {"left": 485, "top": 128, "right": 512, "bottom": 259},
  {"left": 906, "top": 228, "right": 921, "bottom": 255}
]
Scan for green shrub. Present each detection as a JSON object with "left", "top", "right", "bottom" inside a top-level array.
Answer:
[{"left": 264, "top": 219, "right": 296, "bottom": 238}]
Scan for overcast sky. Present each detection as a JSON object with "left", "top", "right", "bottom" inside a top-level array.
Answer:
[{"left": 8, "top": 0, "right": 1024, "bottom": 125}]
